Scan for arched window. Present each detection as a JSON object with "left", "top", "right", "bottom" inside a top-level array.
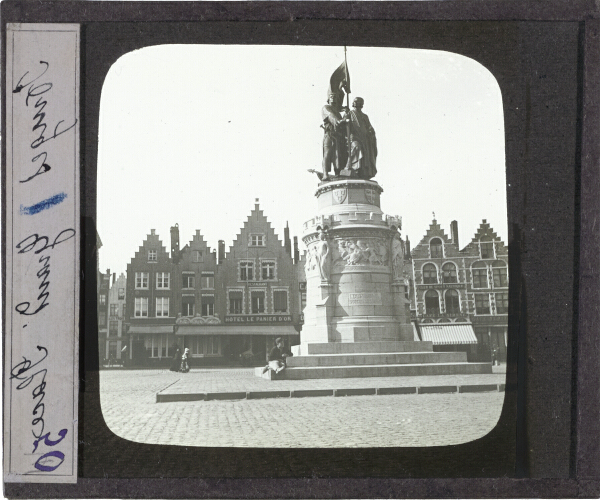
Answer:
[
  {"left": 425, "top": 290, "right": 440, "bottom": 315},
  {"left": 445, "top": 289, "right": 460, "bottom": 314},
  {"left": 430, "top": 238, "right": 443, "bottom": 258},
  {"left": 423, "top": 263, "right": 438, "bottom": 284},
  {"left": 471, "top": 261, "right": 488, "bottom": 288},
  {"left": 492, "top": 260, "right": 508, "bottom": 287},
  {"left": 479, "top": 236, "right": 494, "bottom": 259},
  {"left": 442, "top": 262, "right": 458, "bottom": 283}
]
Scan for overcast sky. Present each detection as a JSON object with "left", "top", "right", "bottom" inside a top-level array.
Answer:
[{"left": 97, "top": 45, "right": 507, "bottom": 275}]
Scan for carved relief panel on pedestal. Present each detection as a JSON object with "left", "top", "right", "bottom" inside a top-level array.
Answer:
[{"left": 331, "top": 237, "right": 390, "bottom": 268}]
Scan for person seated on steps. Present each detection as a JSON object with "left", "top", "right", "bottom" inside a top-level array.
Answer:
[{"left": 261, "top": 337, "right": 291, "bottom": 375}]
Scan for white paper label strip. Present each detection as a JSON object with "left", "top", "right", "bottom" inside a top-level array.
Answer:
[{"left": 4, "top": 23, "right": 80, "bottom": 484}]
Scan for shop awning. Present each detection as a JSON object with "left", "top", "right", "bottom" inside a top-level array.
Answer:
[
  {"left": 129, "top": 325, "right": 174, "bottom": 334},
  {"left": 419, "top": 324, "right": 478, "bottom": 345},
  {"left": 176, "top": 325, "right": 299, "bottom": 336}
]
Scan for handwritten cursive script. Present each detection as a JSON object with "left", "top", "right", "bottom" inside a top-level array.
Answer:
[
  {"left": 13, "top": 61, "right": 78, "bottom": 184},
  {"left": 14, "top": 229, "right": 76, "bottom": 316},
  {"left": 10, "top": 346, "right": 68, "bottom": 472}
]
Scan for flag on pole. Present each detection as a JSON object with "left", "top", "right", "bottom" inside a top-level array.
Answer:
[{"left": 327, "top": 60, "right": 350, "bottom": 100}]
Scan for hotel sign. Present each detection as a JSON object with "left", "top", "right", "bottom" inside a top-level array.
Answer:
[{"left": 225, "top": 315, "right": 292, "bottom": 324}]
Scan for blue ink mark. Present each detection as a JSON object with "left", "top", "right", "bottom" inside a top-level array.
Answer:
[{"left": 20, "top": 193, "right": 66, "bottom": 215}]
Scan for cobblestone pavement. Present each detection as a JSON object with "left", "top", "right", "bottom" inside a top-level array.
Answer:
[{"left": 100, "top": 369, "right": 505, "bottom": 448}]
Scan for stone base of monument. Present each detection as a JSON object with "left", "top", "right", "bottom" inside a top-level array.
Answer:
[{"left": 254, "top": 341, "right": 492, "bottom": 380}]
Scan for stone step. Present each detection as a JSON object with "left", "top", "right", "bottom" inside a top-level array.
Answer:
[
  {"left": 275, "top": 362, "right": 492, "bottom": 380},
  {"left": 295, "top": 341, "right": 434, "bottom": 356},
  {"left": 286, "top": 351, "right": 466, "bottom": 367}
]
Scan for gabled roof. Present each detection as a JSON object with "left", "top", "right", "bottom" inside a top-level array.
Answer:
[
  {"left": 461, "top": 219, "right": 508, "bottom": 255},
  {"left": 411, "top": 220, "right": 461, "bottom": 259},
  {"left": 181, "top": 230, "right": 211, "bottom": 255},
  {"left": 129, "top": 229, "right": 170, "bottom": 264},
  {"left": 226, "top": 201, "right": 285, "bottom": 258}
]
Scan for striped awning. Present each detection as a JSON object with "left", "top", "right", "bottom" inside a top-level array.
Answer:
[
  {"left": 129, "top": 325, "right": 174, "bottom": 334},
  {"left": 176, "top": 325, "right": 299, "bottom": 336},
  {"left": 419, "top": 324, "right": 478, "bottom": 345}
]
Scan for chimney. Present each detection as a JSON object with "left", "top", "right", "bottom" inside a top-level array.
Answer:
[
  {"left": 112, "top": 273, "right": 116, "bottom": 285},
  {"left": 170, "top": 224, "right": 180, "bottom": 263},
  {"left": 212, "top": 249, "right": 217, "bottom": 262},
  {"left": 450, "top": 220, "right": 459, "bottom": 248},
  {"left": 218, "top": 240, "right": 225, "bottom": 264},
  {"left": 293, "top": 236, "right": 299, "bottom": 264},
  {"left": 405, "top": 237, "right": 411, "bottom": 259},
  {"left": 284, "top": 222, "right": 291, "bottom": 257}
]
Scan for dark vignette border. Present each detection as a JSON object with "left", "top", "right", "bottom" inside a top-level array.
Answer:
[{"left": 1, "top": 1, "right": 598, "bottom": 498}]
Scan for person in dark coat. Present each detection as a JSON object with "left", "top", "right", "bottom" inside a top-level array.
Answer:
[
  {"left": 170, "top": 347, "right": 182, "bottom": 372},
  {"left": 261, "top": 338, "right": 288, "bottom": 374}
]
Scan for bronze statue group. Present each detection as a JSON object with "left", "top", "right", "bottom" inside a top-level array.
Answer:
[{"left": 314, "top": 57, "right": 378, "bottom": 182}]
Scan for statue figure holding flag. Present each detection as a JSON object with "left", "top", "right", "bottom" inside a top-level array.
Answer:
[
  {"left": 321, "top": 60, "right": 350, "bottom": 180},
  {"left": 315, "top": 50, "right": 378, "bottom": 181}
]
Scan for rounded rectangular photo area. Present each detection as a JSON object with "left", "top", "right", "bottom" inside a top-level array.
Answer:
[{"left": 97, "top": 45, "right": 508, "bottom": 448}]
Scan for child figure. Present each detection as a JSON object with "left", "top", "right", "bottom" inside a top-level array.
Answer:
[{"left": 180, "top": 347, "right": 190, "bottom": 373}]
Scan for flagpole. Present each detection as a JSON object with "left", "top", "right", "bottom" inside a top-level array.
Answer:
[{"left": 344, "top": 46, "right": 351, "bottom": 172}]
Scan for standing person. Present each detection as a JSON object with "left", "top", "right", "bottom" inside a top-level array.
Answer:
[
  {"left": 261, "top": 337, "right": 287, "bottom": 374},
  {"left": 180, "top": 348, "right": 190, "bottom": 373},
  {"left": 170, "top": 347, "right": 182, "bottom": 372}
]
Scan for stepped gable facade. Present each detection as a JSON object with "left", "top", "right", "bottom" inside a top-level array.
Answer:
[
  {"left": 218, "top": 201, "right": 301, "bottom": 361},
  {"left": 126, "top": 229, "right": 179, "bottom": 364},
  {"left": 124, "top": 202, "right": 301, "bottom": 367},
  {"left": 409, "top": 219, "right": 509, "bottom": 362}
]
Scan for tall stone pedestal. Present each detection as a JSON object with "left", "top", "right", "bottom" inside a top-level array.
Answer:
[
  {"left": 256, "top": 178, "right": 492, "bottom": 380},
  {"left": 300, "top": 179, "right": 413, "bottom": 350}
]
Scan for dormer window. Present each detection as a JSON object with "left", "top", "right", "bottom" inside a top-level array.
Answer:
[
  {"left": 148, "top": 250, "right": 157, "bottom": 262},
  {"left": 430, "top": 238, "right": 443, "bottom": 258},
  {"left": 249, "top": 234, "right": 265, "bottom": 247}
]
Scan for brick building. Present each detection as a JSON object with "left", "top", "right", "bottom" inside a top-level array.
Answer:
[
  {"left": 125, "top": 201, "right": 301, "bottom": 366},
  {"left": 105, "top": 273, "right": 127, "bottom": 363},
  {"left": 409, "top": 219, "right": 509, "bottom": 362}
]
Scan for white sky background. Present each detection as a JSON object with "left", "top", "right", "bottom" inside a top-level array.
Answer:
[{"left": 98, "top": 45, "right": 507, "bottom": 275}]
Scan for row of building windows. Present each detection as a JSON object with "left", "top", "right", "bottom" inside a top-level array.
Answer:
[
  {"left": 133, "top": 289, "right": 290, "bottom": 318},
  {"left": 143, "top": 334, "right": 221, "bottom": 358},
  {"left": 134, "top": 262, "right": 279, "bottom": 290},
  {"left": 226, "top": 289, "right": 288, "bottom": 315},
  {"left": 423, "top": 290, "right": 508, "bottom": 315},
  {"left": 427, "top": 237, "right": 498, "bottom": 259},
  {"left": 239, "top": 260, "right": 276, "bottom": 281},
  {"left": 420, "top": 261, "right": 507, "bottom": 288},
  {"left": 135, "top": 272, "right": 216, "bottom": 290}
]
